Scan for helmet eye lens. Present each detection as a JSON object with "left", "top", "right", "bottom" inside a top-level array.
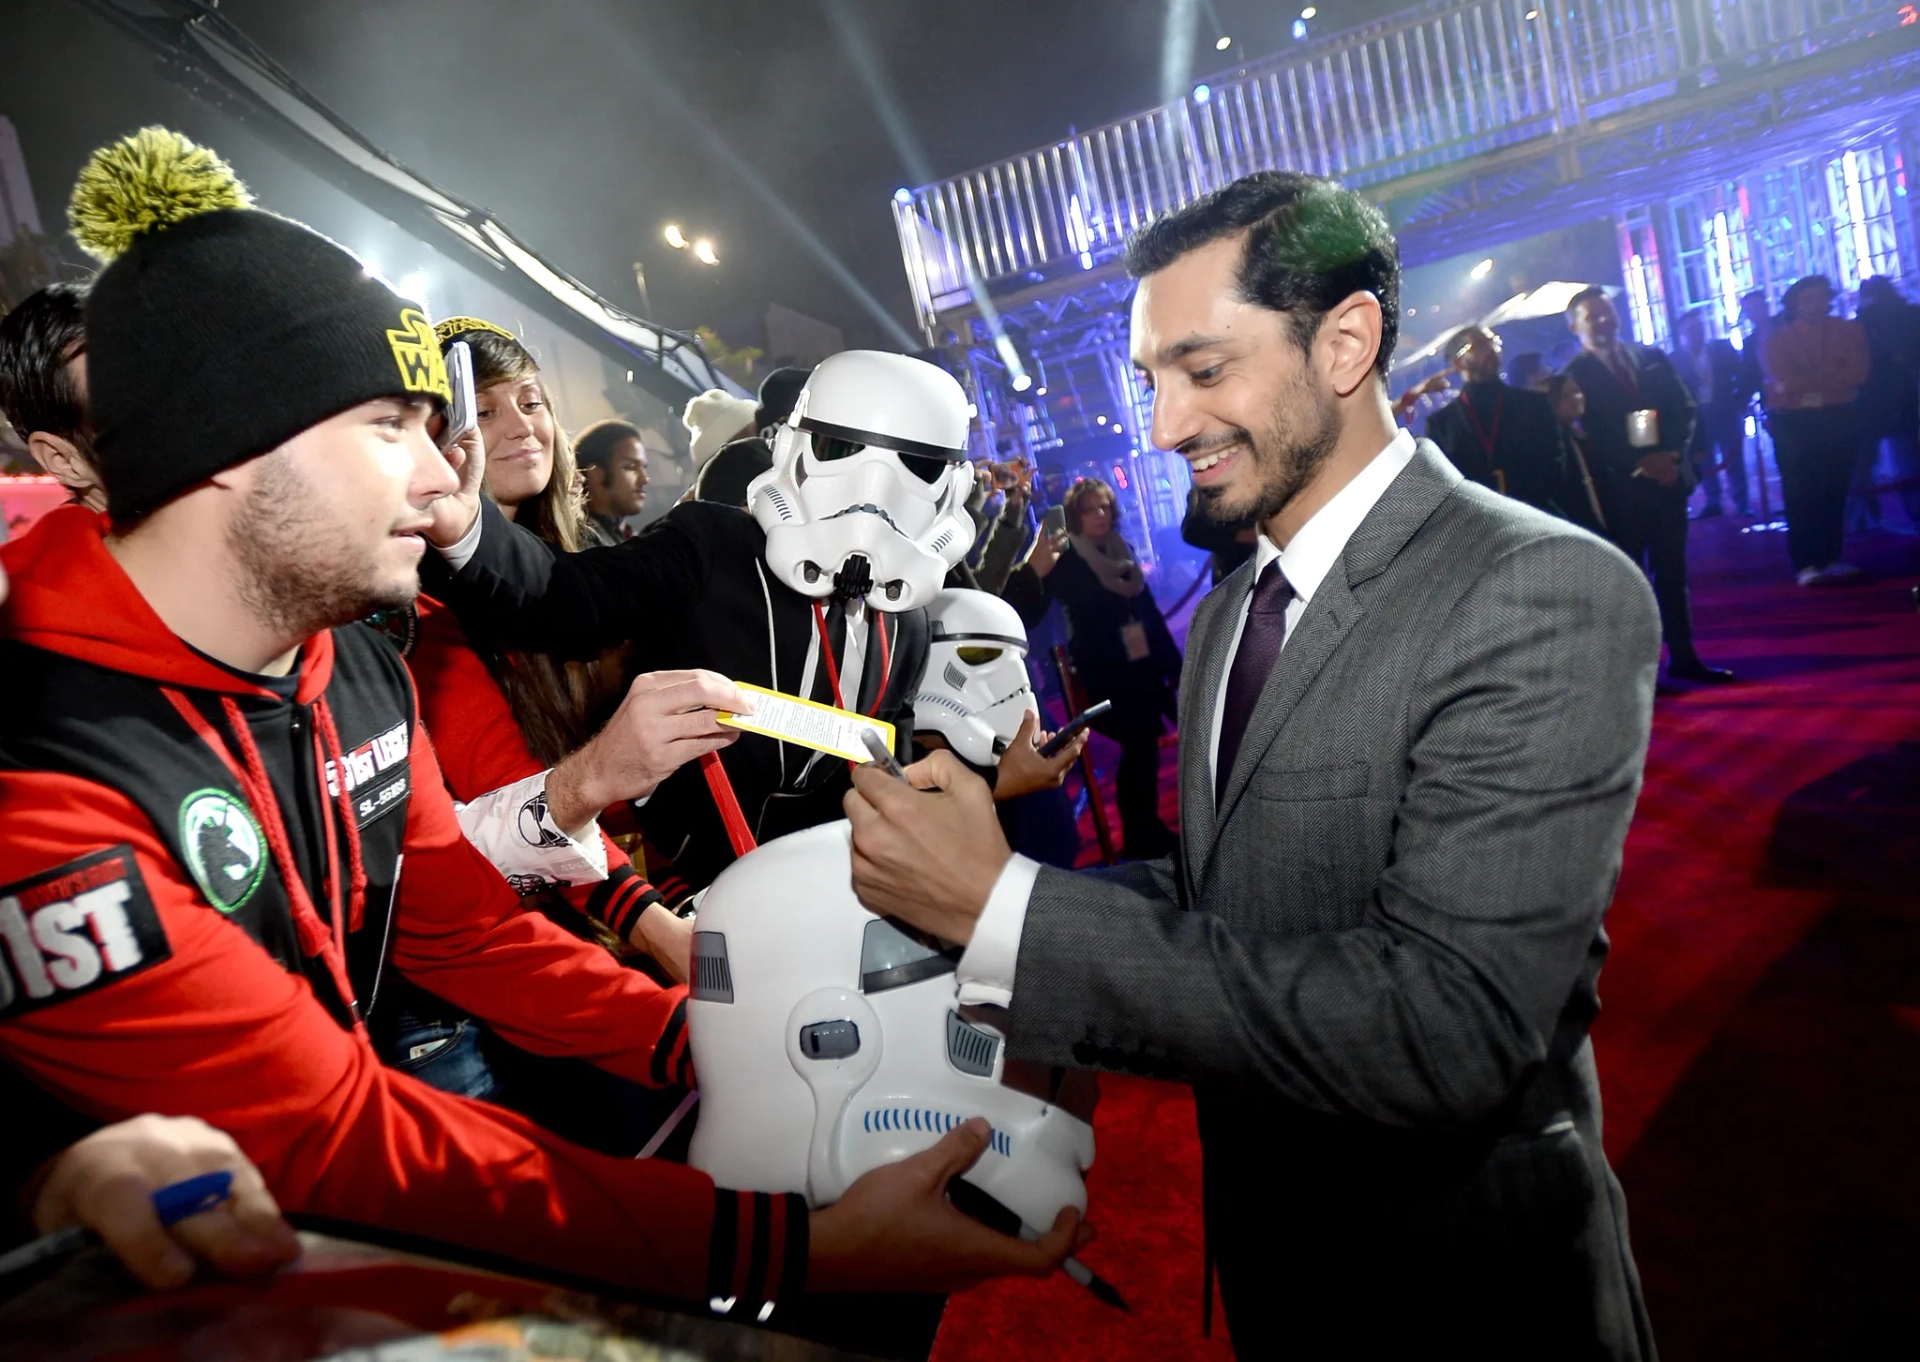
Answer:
[
  {"left": 900, "top": 452, "right": 948, "bottom": 484},
  {"left": 955, "top": 646, "right": 1003, "bottom": 665},
  {"left": 812, "top": 435, "right": 865, "bottom": 462}
]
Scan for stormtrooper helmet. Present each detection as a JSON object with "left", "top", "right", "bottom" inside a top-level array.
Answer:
[
  {"left": 747, "top": 351, "right": 976, "bottom": 612},
  {"left": 686, "top": 821, "right": 1095, "bottom": 1235},
  {"left": 915, "top": 589, "right": 1040, "bottom": 768}
]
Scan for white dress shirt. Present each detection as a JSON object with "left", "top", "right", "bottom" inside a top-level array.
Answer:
[{"left": 956, "top": 428, "right": 1418, "bottom": 1009}]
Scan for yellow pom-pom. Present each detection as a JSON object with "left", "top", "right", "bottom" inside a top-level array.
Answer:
[{"left": 68, "top": 126, "right": 254, "bottom": 263}]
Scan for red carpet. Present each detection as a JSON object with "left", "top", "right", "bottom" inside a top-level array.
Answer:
[{"left": 931, "top": 508, "right": 1920, "bottom": 1360}]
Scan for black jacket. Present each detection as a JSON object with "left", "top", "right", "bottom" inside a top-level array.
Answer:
[
  {"left": 1856, "top": 297, "right": 1920, "bottom": 439},
  {"left": 427, "top": 498, "right": 928, "bottom": 893},
  {"left": 1562, "top": 346, "right": 1699, "bottom": 498},
  {"left": 1424, "top": 380, "right": 1570, "bottom": 511},
  {"left": 1042, "top": 544, "right": 1180, "bottom": 697}
]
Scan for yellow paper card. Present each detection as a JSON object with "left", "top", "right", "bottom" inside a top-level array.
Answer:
[{"left": 718, "top": 682, "right": 897, "bottom": 763}]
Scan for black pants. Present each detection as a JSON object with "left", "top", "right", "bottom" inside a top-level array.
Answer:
[
  {"left": 1608, "top": 479, "right": 1698, "bottom": 667},
  {"left": 1770, "top": 407, "right": 1856, "bottom": 571},
  {"left": 1084, "top": 668, "right": 1175, "bottom": 858},
  {"left": 1693, "top": 404, "right": 1750, "bottom": 511}
]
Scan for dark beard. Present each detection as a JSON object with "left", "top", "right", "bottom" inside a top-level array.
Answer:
[
  {"left": 227, "top": 451, "right": 416, "bottom": 640},
  {"left": 1192, "top": 376, "right": 1340, "bottom": 525}
]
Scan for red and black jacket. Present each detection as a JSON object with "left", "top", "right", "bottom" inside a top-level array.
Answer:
[
  {"left": 0, "top": 507, "right": 803, "bottom": 1314},
  {"left": 406, "top": 598, "right": 664, "bottom": 946}
]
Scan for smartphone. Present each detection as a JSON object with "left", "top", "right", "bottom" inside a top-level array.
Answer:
[
  {"left": 1038, "top": 699, "right": 1113, "bottom": 758},
  {"left": 1041, "top": 504, "right": 1067, "bottom": 540},
  {"left": 437, "top": 340, "right": 477, "bottom": 452}
]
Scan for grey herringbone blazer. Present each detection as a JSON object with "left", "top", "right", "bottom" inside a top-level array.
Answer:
[{"left": 1006, "top": 442, "right": 1661, "bottom": 1359}]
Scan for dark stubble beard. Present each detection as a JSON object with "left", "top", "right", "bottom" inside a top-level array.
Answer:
[
  {"left": 1191, "top": 364, "right": 1341, "bottom": 526},
  {"left": 227, "top": 450, "right": 418, "bottom": 642}
]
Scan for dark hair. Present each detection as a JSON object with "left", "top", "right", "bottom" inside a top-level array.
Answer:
[
  {"left": 1123, "top": 171, "right": 1400, "bottom": 381},
  {"left": 1565, "top": 285, "right": 1609, "bottom": 319},
  {"left": 574, "top": 418, "right": 643, "bottom": 472},
  {"left": 1782, "top": 274, "right": 1833, "bottom": 314},
  {"left": 692, "top": 436, "right": 773, "bottom": 507},
  {"left": 1676, "top": 305, "right": 1712, "bottom": 333},
  {"left": 754, "top": 366, "right": 811, "bottom": 432},
  {"left": 1506, "top": 351, "right": 1550, "bottom": 390},
  {"left": 1544, "top": 373, "right": 1582, "bottom": 404},
  {"left": 1859, "top": 275, "right": 1903, "bottom": 308},
  {"left": 0, "top": 282, "right": 90, "bottom": 442}
]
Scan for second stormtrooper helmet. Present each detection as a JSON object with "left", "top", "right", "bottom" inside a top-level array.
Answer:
[
  {"left": 747, "top": 350, "right": 977, "bottom": 612},
  {"left": 914, "top": 588, "right": 1040, "bottom": 767}
]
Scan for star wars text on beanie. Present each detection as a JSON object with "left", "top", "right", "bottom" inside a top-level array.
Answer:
[{"left": 70, "top": 127, "right": 453, "bottom": 522}]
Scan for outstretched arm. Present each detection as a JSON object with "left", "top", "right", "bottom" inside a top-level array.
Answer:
[
  {"left": 433, "top": 496, "right": 706, "bottom": 661},
  {"left": 853, "top": 534, "right": 1659, "bottom": 1127}
]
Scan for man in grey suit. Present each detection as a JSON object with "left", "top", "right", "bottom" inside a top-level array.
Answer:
[{"left": 845, "top": 171, "right": 1661, "bottom": 1358}]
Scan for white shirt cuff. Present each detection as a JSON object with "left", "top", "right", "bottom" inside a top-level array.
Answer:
[
  {"left": 453, "top": 770, "right": 609, "bottom": 891},
  {"left": 438, "top": 509, "right": 484, "bottom": 571},
  {"left": 955, "top": 853, "right": 1039, "bottom": 1009}
]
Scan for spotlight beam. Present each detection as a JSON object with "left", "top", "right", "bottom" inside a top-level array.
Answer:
[
  {"left": 825, "top": 0, "right": 1026, "bottom": 386},
  {"left": 582, "top": 0, "right": 916, "bottom": 350}
]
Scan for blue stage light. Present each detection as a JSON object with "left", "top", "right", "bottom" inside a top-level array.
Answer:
[
  {"left": 894, "top": 188, "right": 913, "bottom": 204},
  {"left": 1193, "top": 83, "right": 1211, "bottom": 103},
  {"left": 1292, "top": 18, "right": 1309, "bottom": 39}
]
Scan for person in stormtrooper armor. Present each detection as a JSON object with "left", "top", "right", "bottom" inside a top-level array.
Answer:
[{"left": 423, "top": 351, "right": 1080, "bottom": 896}]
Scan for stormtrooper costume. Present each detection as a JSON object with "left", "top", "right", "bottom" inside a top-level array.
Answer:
[
  {"left": 428, "top": 351, "right": 980, "bottom": 895},
  {"left": 913, "top": 588, "right": 1041, "bottom": 769},
  {"left": 686, "top": 820, "right": 1095, "bottom": 1239}
]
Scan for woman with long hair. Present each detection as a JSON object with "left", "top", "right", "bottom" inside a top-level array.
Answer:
[
  {"left": 433, "top": 320, "right": 627, "bottom": 762},
  {"left": 1031, "top": 476, "right": 1182, "bottom": 859},
  {"left": 399, "top": 318, "right": 703, "bottom": 1147}
]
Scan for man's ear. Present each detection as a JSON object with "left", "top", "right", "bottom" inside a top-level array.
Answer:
[
  {"left": 583, "top": 464, "right": 608, "bottom": 491},
  {"left": 27, "top": 432, "right": 101, "bottom": 497},
  {"left": 1320, "top": 290, "right": 1384, "bottom": 398}
]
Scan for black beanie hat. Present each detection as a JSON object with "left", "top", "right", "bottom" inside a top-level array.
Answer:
[
  {"left": 71, "top": 128, "right": 451, "bottom": 521},
  {"left": 754, "top": 366, "right": 812, "bottom": 433}
]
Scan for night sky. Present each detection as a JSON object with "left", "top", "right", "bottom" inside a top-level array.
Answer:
[{"left": 5, "top": 0, "right": 1420, "bottom": 350}]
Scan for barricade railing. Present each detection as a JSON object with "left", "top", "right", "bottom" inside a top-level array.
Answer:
[{"left": 893, "top": 0, "right": 1905, "bottom": 331}]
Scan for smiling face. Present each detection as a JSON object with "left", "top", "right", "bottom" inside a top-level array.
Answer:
[
  {"left": 476, "top": 375, "right": 556, "bottom": 512},
  {"left": 1451, "top": 327, "right": 1503, "bottom": 383},
  {"left": 1130, "top": 232, "right": 1339, "bottom": 525},
  {"left": 224, "top": 396, "right": 455, "bottom": 637},
  {"left": 1569, "top": 293, "right": 1621, "bottom": 353}
]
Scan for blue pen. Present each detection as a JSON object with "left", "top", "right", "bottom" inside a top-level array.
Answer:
[{"left": 0, "top": 1169, "right": 234, "bottom": 1280}]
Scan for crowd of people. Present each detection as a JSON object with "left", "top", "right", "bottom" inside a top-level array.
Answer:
[
  {"left": 0, "top": 124, "right": 1781, "bottom": 1360},
  {"left": 1391, "top": 270, "right": 1920, "bottom": 684}
]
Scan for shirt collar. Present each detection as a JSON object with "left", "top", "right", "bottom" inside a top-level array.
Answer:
[{"left": 1255, "top": 427, "right": 1417, "bottom": 605}]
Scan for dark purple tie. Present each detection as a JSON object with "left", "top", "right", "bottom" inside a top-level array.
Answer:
[{"left": 1216, "top": 560, "right": 1294, "bottom": 803}]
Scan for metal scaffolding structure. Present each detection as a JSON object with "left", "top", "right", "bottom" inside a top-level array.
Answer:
[{"left": 894, "top": 0, "right": 1920, "bottom": 555}]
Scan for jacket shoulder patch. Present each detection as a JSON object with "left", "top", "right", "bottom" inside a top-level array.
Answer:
[
  {"left": 178, "top": 789, "right": 267, "bottom": 913},
  {"left": 0, "top": 847, "right": 171, "bottom": 1017}
]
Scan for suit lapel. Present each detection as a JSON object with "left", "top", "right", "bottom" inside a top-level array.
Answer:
[
  {"left": 1197, "top": 444, "right": 1463, "bottom": 890},
  {"left": 1177, "top": 559, "right": 1247, "bottom": 883}
]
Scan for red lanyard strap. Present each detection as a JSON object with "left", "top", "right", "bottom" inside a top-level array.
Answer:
[
  {"left": 1462, "top": 389, "right": 1504, "bottom": 459},
  {"left": 161, "top": 687, "right": 365, "bottom": 1034},
  {"left": 700, "top": 752, "right": 757, "bottom": 858},
  {"left": 810, "top": 599, "right": 894, "bottom": 716}
]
